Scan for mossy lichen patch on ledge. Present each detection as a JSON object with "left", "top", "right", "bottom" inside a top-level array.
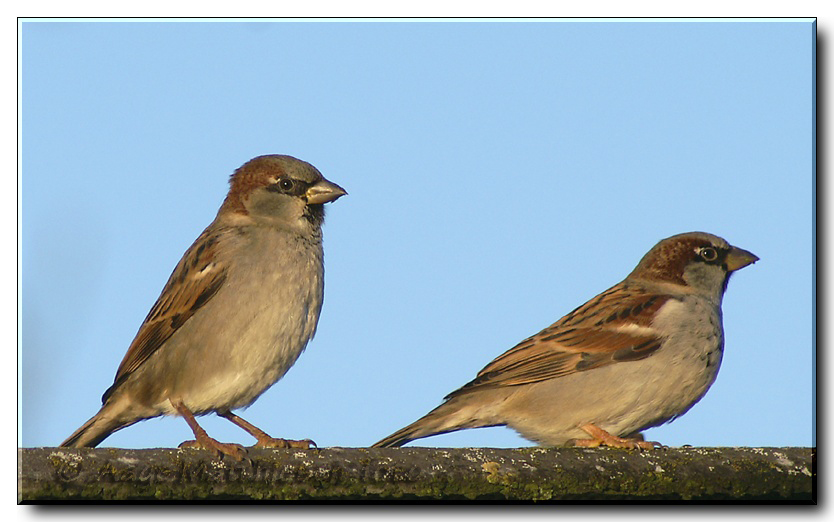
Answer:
[{"left": 19, "top": 446, "right": 814, "bottom": 502}]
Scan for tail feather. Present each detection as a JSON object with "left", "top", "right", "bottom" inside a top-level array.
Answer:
[
  {"left": 372, "top": 419, "right": 446, "bottom": 448},
  {"left": 61, "top": 414, "right": 116, "bottom": 448},
  {"left": 60, "top": 399, "right": 147, "bottom": 448},
  {"left": 372, "top": 399, "right": 499, "bottom": 448}
]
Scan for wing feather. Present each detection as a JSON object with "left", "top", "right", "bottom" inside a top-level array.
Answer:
[
  {"left": 101, "top": 226, "right": 230, "bottom": 403},
  {"left": 446, "top": 282, "right": 670, "bottom": 399}
]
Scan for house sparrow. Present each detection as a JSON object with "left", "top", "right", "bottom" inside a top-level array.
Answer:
[
  {"left": 61, "top": 155, "right": 346, "bottom": 460},
  {"left": 373, "top": 232, "right": 757, "bottom": 449}
]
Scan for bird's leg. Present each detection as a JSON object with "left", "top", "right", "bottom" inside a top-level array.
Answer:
[
  {"left": 570, "top": 423, "right": 661, "bottom": 450},
  {"left": 218, "top": 411, "right": 317, "bottom": 449},
  {"left": 170, "top": 399, "right": 246, "bottom": 461}
]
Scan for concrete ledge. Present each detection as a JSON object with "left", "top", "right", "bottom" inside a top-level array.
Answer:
[{"left": 18, "top": 446, "right": 815, "bottom": 502}]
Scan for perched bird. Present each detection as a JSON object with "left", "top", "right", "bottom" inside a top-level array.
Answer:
[
  {"left": 61, "top": 155, "right": 346, "bottom": 460},
  {"left": 373, "top": 232, "right": 757, "bottom": 449}
]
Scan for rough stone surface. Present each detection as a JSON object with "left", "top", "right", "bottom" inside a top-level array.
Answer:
[{"left": 18, "top": 446, "right": 815, "bottom": 502}]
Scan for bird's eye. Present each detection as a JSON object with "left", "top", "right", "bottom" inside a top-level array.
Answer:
[
  {"left": 699, "top": 247, "right": 718, "bottom": 262},
  {"left": 278, "top": 179, "right": 294, "bottom": 191}
]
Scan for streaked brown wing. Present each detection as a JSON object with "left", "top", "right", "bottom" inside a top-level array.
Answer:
[
  {"left": 446, "top": 283, "right": 671, "bottom": 399},
  {"left": 101, "top": 226, "right": 229, "bottom": 403}
]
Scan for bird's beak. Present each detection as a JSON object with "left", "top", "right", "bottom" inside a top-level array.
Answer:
[
  {"left": 306, "top": 179, "right": 347, "bottom": 205},
  {"left": 725, "top": 246, "right": 759, "bottom": 272}
]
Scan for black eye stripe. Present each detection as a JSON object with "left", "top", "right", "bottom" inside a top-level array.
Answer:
[{"left": 266, "top": 178, "right": 310, "bottom": 195}]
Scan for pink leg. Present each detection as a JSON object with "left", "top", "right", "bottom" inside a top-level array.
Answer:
[
  {"left": 219, "top": 411, "right": 316, "bottom": 449},
  {"left": 170, "top": 399, "right": 246, "bottom": 460}
]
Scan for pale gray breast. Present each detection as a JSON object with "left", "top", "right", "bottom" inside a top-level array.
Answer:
[
  {"left": 639, "top": 295, "right": 725, "bottom": 423},
  {"left": 227, "top": 225, "right": 326, "bottom": 354}
]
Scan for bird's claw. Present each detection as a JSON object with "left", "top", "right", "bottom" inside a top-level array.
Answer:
[
  {"left": 253, "top": 437, "right": 317, "bottom": 449},
  {"left": 570, "top": 424, "right": 662, "bottom": 451},
  {"left": 178, "top": 438, "right": 247, "bottom": 461}
]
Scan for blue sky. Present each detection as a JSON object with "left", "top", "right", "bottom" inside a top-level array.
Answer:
[{"left": 20, "top": 19, "right": 814, "bottom": 451}]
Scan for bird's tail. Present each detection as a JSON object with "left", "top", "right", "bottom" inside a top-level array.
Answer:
[
  {"left": 60, "top": 398, "right": 145, "bottom": 448},
  {"left": 372, "top": 398, "right": 500, "bottom": 448}
]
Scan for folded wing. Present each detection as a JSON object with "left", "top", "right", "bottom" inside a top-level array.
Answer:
[{"left": 446, "top": 283, "right": 671, "bottom": 399}]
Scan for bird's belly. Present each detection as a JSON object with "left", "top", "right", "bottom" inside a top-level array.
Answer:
[{"left": 181, "top": 315, "right": 312, "bottom": 414}]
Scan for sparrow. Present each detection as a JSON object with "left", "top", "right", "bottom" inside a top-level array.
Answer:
[
  {"left": 373, "top": 232, "right": 757, "bottom": 450},
  {"left": 61, "top": 155, "right": 346, "bottom": 460}
]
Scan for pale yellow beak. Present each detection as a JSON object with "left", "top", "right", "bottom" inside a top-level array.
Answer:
[
  {"left": 306, "top": 179, "right": 347, "bottom": 205},
  {"left": 726, "top": 246, "right": 759, "bottom": 272}
]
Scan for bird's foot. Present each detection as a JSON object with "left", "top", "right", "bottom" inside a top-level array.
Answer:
[
  {"left": 178, "top": 436, "right": 247, "bottom": 461},
  {"left": 253, "top": 436, "right": 317, "bottom": 449},
  {"left": 216, "top": 411, "right": 317, "bottom": 449},
  {"left": 569, "top": 424, "right": 661, "bottom": 451}
]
